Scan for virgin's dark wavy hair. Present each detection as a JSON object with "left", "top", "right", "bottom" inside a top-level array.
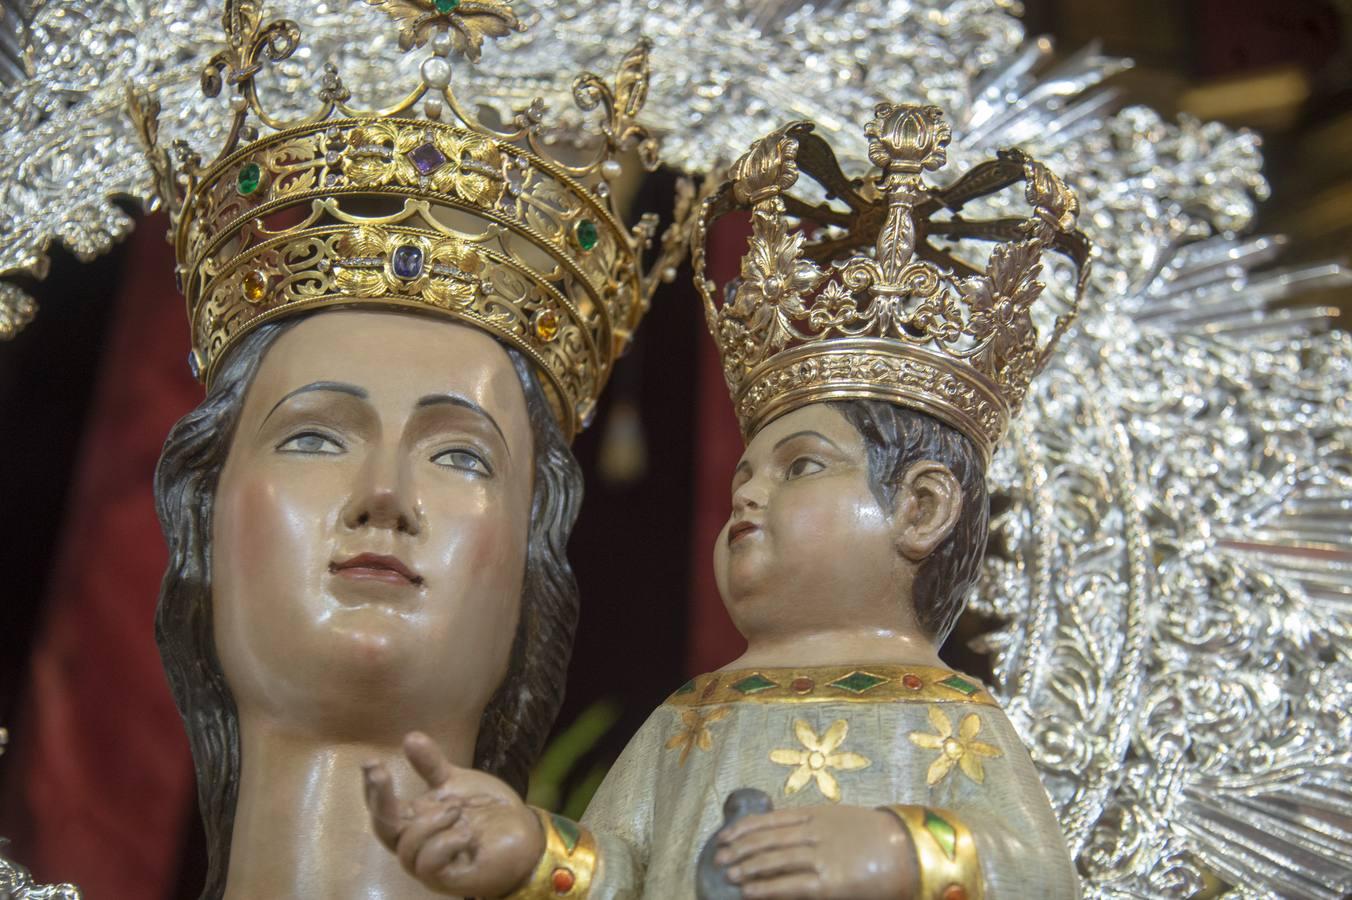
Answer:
[
  {"left": 831, "top": 400, "right": 990, "bottom": 644},
  {"left": 153, "top": 319, "right": 582, "bottom": 900}
]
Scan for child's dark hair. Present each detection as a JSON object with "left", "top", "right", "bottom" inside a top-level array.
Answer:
[{"left": 830, "top": 400, "right": 990, "bottom": 643}]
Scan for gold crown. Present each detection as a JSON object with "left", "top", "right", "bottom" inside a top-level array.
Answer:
[
  {"left": 692, "top": 103, "right": 1091, "bottom": 462},
  {"left": 129, "top": 0, "right": 678, "bottom": 439}
]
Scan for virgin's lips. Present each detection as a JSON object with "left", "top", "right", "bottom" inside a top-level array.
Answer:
[
  {"left": 728, "top": 520, "right": 760, "bottom": 546},
  {"left": 331, "top": 552, "right": 423, "bottom": 585}
]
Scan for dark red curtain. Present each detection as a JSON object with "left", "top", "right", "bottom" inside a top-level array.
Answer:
[
  {"left": 685, "top": 215, "right": 751, "bottom": 676},
  {"left": 3, "top": 214, "right": 198, "bottom": 896}
]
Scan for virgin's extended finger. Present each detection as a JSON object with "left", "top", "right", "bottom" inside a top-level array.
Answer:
[
  {"left": 362, "top": 762, "right": 405, "bottom": 850},
  {"left": 714, "top": 826, "right": 813, "bottom": 868},
  {"left": 412, "top": 820, "right": 475, "bottom": 883},
  {"left": 718, "top": 810, "right": 812, "bottom": 845},
  {"left": 740, "top": 871, "right": 824, "bottom": 900},
  {"left": 727, "top": 847, "right": 817, "bottom": 885},
  {"left": 395, "top": 805, "right": 463, "bottom": 873}
]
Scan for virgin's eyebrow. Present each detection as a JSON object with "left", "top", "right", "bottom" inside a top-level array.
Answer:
[
  {"left": 259, "top": 381, "right": 368, "bottom": 431},
  {"left": 415, "top": 392, "right": 510, "bottom": 457}
]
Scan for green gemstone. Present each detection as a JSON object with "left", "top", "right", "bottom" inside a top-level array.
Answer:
[
  {"left": 923, "top": 809, "right": 958, "bottom": 860},
  {"left": 828, "top": 671, "right": 888, "bottom": 694},
  {"left": 575, "top": 218, "right": 599, "bottom": 251},
  {"left": 938, "top": 675, "right": 980, "bottom": 696},
  {"left": 551, "top": 814, "right": 581, "bottom": 854},
  {"left": 236, "top": 161, "right": 262, "bottom": 196},
  {"left": 434, "top": 0, "right": 459, "bottom": 12},
  {"left": 731, "top": 673, "right": 777, "bottom": 695},
  {"left": 673, "top": 680, "right": 696, "bottom": 696}
]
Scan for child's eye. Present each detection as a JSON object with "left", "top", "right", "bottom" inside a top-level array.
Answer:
[
  {"left": 786, "top": 456, "right": 825, "bottom": 479},
  {"left": 276, "top": 431, "right": 344, "bottom": 455},
  {"left": 431, "top": 448, "right": 492, "bottom": 476}
]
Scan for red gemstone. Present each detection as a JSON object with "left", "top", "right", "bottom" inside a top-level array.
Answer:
[
  {"left": 903, "top": 673, "right": 924, "bottom": 690},
  {"left": 551, "top": 867, "right": 575, "bottom": 893},
  {"left": 942, "top": 885, "right": 967, "bottom": 900},
  {"left": 791, "top": 677, "right": 814, "bottom": 693}
]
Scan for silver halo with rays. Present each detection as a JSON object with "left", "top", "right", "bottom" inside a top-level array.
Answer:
[{"left": 2, "top": 1, "right": 1350, "bottom": 897}]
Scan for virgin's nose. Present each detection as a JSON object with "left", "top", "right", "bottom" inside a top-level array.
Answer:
[{"left": 340, "top": 448, "right": 422, "bottom": 535}]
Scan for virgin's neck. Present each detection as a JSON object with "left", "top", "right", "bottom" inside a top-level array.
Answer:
[
  {"left": 222, "top": 717, "right": 476, "bottom": 900},
  {"left": 724, "top": 626, "right": 945, "bottom": 672}
]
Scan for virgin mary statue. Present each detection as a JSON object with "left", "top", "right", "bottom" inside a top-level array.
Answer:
[{"left": 5, "top": 0, "right": 673, "bottom": 896}]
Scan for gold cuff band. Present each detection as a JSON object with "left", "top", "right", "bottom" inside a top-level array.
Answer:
[
  {"left": 502, "top": 807, "right": 597, "bottom": 899},
  {"left": 880, "top": 804, "right": 984, "bottom": 900}
]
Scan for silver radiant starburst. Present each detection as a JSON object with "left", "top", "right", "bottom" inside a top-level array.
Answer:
[{"left": 1, "top": 1, "right": 1349, "bottom": 897}]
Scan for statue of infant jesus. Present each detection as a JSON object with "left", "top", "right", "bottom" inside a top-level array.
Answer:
[{"left": 363, "top": 102, "right": 1085, "bottom": 900}]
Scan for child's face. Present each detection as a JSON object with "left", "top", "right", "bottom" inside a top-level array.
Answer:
[{"left": 713, "top": 403, "right": 905, "bottom": 639}]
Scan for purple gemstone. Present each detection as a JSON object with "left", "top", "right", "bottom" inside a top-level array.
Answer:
[
  {"left": 406, "top": 142, "right": 448, "bottom": 176},
  {"left": 391, "top": 244, "right": 424, "bottom": 280}
]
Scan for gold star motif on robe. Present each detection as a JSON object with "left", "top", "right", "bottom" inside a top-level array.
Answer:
[
  {"left": 909, "top": 705, "right": 1003, "bottom": 786},
  {"left": 769, "top": 718, "right": 871, "bottom": 802},
  {"left": 665, "top": 706, "right": 730, "bottom": 766}
]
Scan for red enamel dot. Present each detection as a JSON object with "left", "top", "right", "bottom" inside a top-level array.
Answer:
[
  {"left": 903, "top": 673, "right": 924, "bottom": 690},
  {"left": 552, "top": 867, "right": 575, "bottom": 894},
  {"left": 942, "top": 884, "right": 967, "bottom": 900},
  {"left": 791, "top": 677, "right": 815, "bottom": 693}
]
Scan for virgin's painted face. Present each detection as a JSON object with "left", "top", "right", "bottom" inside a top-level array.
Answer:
[
  {"left": 212, "top": 311, "right": 535, "bottom": 737},
  {"left": 713, "top": 404, "right": 901, "bottom": 638}
]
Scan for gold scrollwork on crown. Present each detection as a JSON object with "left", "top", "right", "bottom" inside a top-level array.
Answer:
[
  {"left": 131, "top": 0, "right": 682, "bottom": 439},
  {"left": 693, "top": 103, "right": 1092, "bottom": 459}
]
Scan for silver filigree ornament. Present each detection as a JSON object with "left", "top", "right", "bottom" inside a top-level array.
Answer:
[{"left": 2, "top": 1, "right": 1350, "bottom": 897}]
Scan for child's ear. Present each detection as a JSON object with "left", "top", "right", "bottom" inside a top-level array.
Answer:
[{"left": 892, "top": 460, "right": 962, "bottom": 562}]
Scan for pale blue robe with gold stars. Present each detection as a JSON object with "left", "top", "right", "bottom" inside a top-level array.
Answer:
[{"left": 575, "top": 665, "right": 1080, "bottom": 899}]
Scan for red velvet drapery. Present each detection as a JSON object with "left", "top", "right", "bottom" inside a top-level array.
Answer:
[{"left": 3, "top": 215, "right": 198, "bottom": 896}]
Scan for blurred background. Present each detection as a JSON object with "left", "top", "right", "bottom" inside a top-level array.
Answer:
[{"left": 1, "top": 1, "right": 1350, "bottom": 896}]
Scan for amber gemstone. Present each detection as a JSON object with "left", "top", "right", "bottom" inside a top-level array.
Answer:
[
  {"left": 942, "top": 885, "right": 967, "bottom": 900},
  {"left": 534, "top": 309, "right": 560, "bottom": 342},
  {"left": 902, "top": 673, "right": 923, "bottom": 690},
  {"left": 551, "top": 867, "right": 575, "bottom": 894},
  {"left": 790, "top": 677, "right": 814, "bottom": 693},
  {"left": 242, "top": 270, "right": 269, "bottom": 302}
]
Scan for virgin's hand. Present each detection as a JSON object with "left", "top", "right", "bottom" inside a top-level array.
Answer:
[
  {"left": 714, "top": 805, "right": 916, "bottom": 900},
  {"left": 363, "top": 731, "right": 544, "bottom": 897}
]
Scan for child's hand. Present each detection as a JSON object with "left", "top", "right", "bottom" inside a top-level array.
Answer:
[
  {"left": 363, "top": 731, "right": 544, "bottom": 897},
  {"left": 714, "top": 804, "right": 916, "bottom": 899}
]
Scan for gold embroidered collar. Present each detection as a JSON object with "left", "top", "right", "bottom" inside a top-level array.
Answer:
[{"left": 665, "top": 665, "right": 997, "bottom": 707}]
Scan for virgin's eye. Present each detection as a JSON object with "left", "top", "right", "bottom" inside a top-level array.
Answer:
[
  {"left": 276, "top": 431, "right": 344, "bottom": 455},
  {"left": 431, "top": 448, "right": 492, "bottom": 476},
  {"left": 786, "top": 456, "right": 825, "bottom": 479}
]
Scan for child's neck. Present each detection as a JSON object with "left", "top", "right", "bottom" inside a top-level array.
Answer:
[{"left": 720, "top": 627, "right": 946, "bottom": 672}]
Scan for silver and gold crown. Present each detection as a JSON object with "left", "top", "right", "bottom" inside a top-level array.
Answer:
[
  {"left": 692, "top": 103, "right": 1091, "bottom": 462},
  {"left": 129, "top": 0, "right": 678, "bottom": 439}
]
